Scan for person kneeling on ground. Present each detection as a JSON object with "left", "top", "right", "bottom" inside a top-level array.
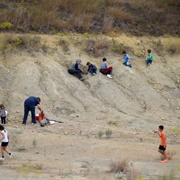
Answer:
[
  {"left": 99, "top": 57, "right": 113, "bottom": 78},
  {"left": 68, "top": 59, "right": 84, "bottom": 81},
  {"left": 146, "top": 49, "right": 154, "bottom": 66},
  {"left": 122, "top": 51, "right": 132, "bottom": 68},
  {"left": 86, "top": 62, "right": 97, "bottom": 76}
]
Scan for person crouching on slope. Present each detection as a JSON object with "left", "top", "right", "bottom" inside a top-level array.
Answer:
[{"left": 121, "top": 50, "right": 132, "bottom": 68}]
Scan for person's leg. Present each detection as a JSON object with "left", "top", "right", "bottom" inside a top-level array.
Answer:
[
  {"left": 1, "top": 117, "right": 3, "bottom": 124},
  {"left": 4, "top": 147, "right": 11, "bottom": 155},
  {"left": 22, "top": 105, "right": 29, "bottom": 124},
  {"left": 100, "top": 69, "right": 105, "bottom": 74},
  {"left": 2, "top": 117, "right": 6, "bottom": 124},
  {"left": 1, "top": 146, "right": 5, "bottom": 158},
  {"left": 76, "top": 70, "right": 82, "bottom": 79},
  {"left": 104, "top": 67, "right": 112, "bottom": 75},
  {"left": 30, "top": 106, "right": 36, "bottom": 124}
]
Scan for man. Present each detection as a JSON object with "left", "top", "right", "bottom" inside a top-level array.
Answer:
[
  {"left": 68, "top": 59, "right": 84, "bottom": 81},
  {"left": 22, "top": 96, "right": 42, "bottom": 125}
]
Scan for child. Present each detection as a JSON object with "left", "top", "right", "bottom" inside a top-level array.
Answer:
[
  {"left": 158, "top": 125, "right": 168, "bottom": 163},
  {"left": 122, "top": 51, "right": 132, "bottom": 68},
  {"left": 0, "top": 104, "right": 7, "bottom": 124},
  {"left": 99, "top": 57, "right": 113, "bottom": 78},
  {"left": 0, "top": 125, "right": 12, "bottom": 160},
  {"left": 86, "top": 62, "right": 97, "bottom": 76},
  {"left": 146, "top": 49, "right": 154, "bottom": 66}
]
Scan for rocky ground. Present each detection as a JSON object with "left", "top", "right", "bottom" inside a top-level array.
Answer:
[{"left": 0, "top": 34, "right": 179, "bottom": 180}]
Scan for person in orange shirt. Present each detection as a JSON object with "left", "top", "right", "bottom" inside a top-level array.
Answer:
[{"left": 158, "top": 125, "right": 168, "bottom": 163}]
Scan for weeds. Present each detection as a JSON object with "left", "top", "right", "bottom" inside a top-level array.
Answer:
[
  {"left": 32, "top": 139, "right": 38, "bottom": 147},
  {"left": 1, "top": 0, "right": 179, "bottom": 36},
  {"left": 59, "top": 39, "right": 69, "bottom": 52},
  {"left": 107, "top": 120, "right": 118, "bottom": 127},
  {"left": 109, "top": 159, "right": 128, "bottom": 173},
  {"left": 97, "top": 130, "right": 104, "bottom": 139},
  {"left": 105, "top": 129, "right": 113, "bottom": 138}
]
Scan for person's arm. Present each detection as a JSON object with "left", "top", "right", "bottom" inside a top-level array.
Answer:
[
  {"left": 75, "top": 63, "right": 82, "bottom": 73},
  {"left": 158, "top": 131, "right": 161, "bottom": 138},
  {"left": 37, "top": 104, "right": 42, "bottom": 112},
  {"left": 0, "top": 131, "right": 4, "bottom": 141}
]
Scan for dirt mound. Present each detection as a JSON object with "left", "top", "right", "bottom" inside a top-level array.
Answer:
[{"left": 0, "top": 34, "right": 179, "bottom": 179}]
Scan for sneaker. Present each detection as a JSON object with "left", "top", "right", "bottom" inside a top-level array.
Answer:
[
  {"left": 22, "top": 123, "right": 26, "bottom": 126},
  {"left": 0, "top": 157, "right": 5, "bottom": 160},
  {"left": 32, "top": 122, "right": 36, "bottom": 125},
  {"left": 80, "top": 78, "right": 85, "bottom": 81},
  {"left": 9, "top": 153, "right": 12, "bottom": 158},
  {"left": 107, "top": 74, "right": 112, "bottom": 78},
  {"left": 92, "top": 73, "right": 96, "bottom": 76}
]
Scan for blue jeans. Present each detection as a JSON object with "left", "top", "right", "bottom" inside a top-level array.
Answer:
[
  {"left": 22, "top": 105, "right": 36, "bottom": 124},
  {"left": 146, "top": 58, "right": 152, "bottom": 65},
  {"left": 123, "top": 61, "right": 132, "bottom": 68}
]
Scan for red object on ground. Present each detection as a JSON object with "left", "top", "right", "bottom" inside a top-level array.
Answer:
[{"left": 36, "top": 112, "right": 46, "bottom": 122}]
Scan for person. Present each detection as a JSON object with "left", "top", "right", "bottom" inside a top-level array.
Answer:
[
  {"left": 121, "top": 51, "right": 132, "bottom": 68},
  {"left": 158, "top": 125, "right": 168, "bottom": 163},
  {"left": 0, "top": 104, "right": 7, "bottom": 124},
  {"left": 86, "top": 62, "right": 97, "bottom": 76},
  {"left": 0, "top": 125, "right": 12, "bottom": 160},
  {"left": 99, "top": 57, "right": 113, "bottom": 78},
  {"left": 68, "top": 59, "right": 84, "bottom": 81},
  {"left": 146, "top": 49, "right": 154, "bottom": 66},
  {"left": 22, "top": 96, "right": 42, "bottom": 125}
]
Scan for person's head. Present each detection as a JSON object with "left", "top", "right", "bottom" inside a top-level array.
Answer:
[
  {"left": 102, "top": 57, "right": 107, "bottom": 62},
  {"left": 122, "top": 50, "right": 126, "bottom": 55},
  {"left": 86, "top": 62, "right": 91, "bottom": 66},
  {"left": 0, "top": 125, "right": 4, "bottom": 131},
  {"left": 76, "top": 59, "right": 82, "bottom": 64},
  {"left": 37, "top": 97, "right": 41, "bottom": 103},
  {"left": 159, "top": 125, "right": 164, "bottom": 131},
  {"left": 148, "top": 49, "right": 151, "bottom": 53},
  {"left": 0, "top": 104, "right": 5, "bottom": 109}
]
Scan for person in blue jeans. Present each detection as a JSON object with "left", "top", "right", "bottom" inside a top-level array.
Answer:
[
  {"left": 86, "top": 62, "right": 97, "bottom": 75},
  {"left": 22, "top": 96, "right": 42, "bottom": 125},
  {"left": 122, "top": 51, "right": 132, "bottom": 68}
]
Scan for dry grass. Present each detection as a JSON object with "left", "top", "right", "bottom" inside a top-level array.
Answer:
[
  {"left": 109, "top": 159, "right": 128, "bottom": 173},
  {"left": 0, "top": 0, "right": 179, "bottom": 36}
]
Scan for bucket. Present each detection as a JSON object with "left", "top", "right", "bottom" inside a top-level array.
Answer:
[{"left": 36, "top": 114, "right": 39, "bottom": 121}]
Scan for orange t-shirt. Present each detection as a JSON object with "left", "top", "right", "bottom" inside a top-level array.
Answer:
[{"left": 160, "top": 131, "right": 167, "bottom": 146}]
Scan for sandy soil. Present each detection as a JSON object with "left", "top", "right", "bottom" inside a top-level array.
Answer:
[{"left": 0, "top": 33, "right": 179, "bottom": 180}]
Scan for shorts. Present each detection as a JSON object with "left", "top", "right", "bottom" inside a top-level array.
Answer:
[
  {"left": 1, "top": 142, "right": 9, "bottom": 147},
  {"left": 159, "top": 145, "right": 166, "bottom": 151}
]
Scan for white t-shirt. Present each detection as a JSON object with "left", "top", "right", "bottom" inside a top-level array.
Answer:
[{"left": 1, "top": 130, "right": 8, "bottom": 143}]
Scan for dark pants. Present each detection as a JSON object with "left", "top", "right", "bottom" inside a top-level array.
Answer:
[
  {"left": 22, "top": 105, "right": 36, "bottom": 124},
  {"left": 1, "top": 117, "right": 6, "bottom": 124},
  {"left": 146, "top": 59, "right": 152, "bottom": 66},
  {"left": 68, "top": 69, "right": 82, "bottom": 79},
  {"left": 100, "top": 67, "right": 112, "bottom": 75},
  {"left": 89, "top": 67, "right": 97, "bottom": 75},
  {"left": 123, "top": 62, "right": 132, "bottom": 68}
]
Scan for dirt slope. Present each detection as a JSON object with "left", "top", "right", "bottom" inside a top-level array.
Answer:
[{"left": 0, "top": 34, "right": 180, "bottom": 180}]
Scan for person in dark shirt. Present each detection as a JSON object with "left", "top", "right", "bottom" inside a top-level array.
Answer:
[
  {"left": 86, "top": 62, "right": 97, "bottom": 76},
  {"left": 68, "top": 59, "right": 84, "bottom": 81},
  {"left": 22, "top": 96, "right": 42, "bottom": 125}
]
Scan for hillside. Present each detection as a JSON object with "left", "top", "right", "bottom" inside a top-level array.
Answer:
[
  {"left": 0, "top": 33, "right": 180, "bottom": 179},
  {"left": 0, "top": 0, "right": 180, "bottom": 36}
]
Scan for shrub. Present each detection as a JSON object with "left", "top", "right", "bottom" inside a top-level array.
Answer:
[
  {"left": 105, "top": 129, "right": 113, "bottom": 138},
  {"left": 109, "top": 159, "right": 128, "bottom": 173},
  {"left": 98, "top": 130, "right": 104, "bottom": 139},
  {"left": 0, "top": 22, "right": 14, "bottom": 30},
  {"left": 59, "top": 39, "right": 69, "bottom": 52}
]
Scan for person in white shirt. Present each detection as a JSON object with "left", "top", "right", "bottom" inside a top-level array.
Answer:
[{"left": 0, "top": 125, "right": 12, "bottom": 160}]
